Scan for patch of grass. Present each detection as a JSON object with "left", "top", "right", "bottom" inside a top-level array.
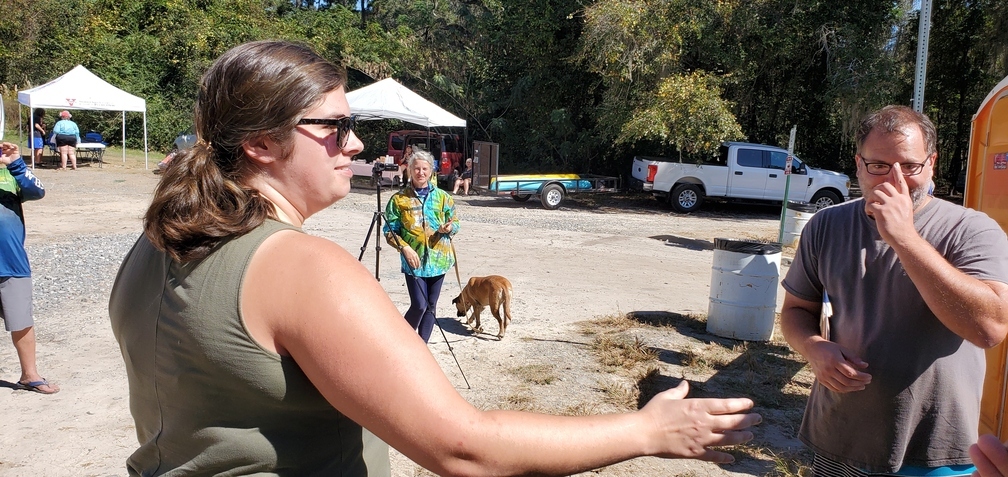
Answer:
[
  {"left": 508, "top": 364, "right": 557, "bottom": 385},
  {"left": 501, "top": 390, "right": 538, "bottom": 411},
  {"left": 579, "top": 312, "right": 637, "bottom": 336},
  {"left": 591, "top": 335, "right": 658, "bottom": 370},
  {"left": 680, "top": 343, "right": 734, "bottom": 375},
  {"left": 597, "top": 379, "right": 638, "bottom": 410},
  {"left": 635, "top": 366, "right": 674, "bottom": 406},
  {"left": 725, "top": 341, "right": 811, "bottom": 409},
  {"left": 562, "top": 402, "right": 601, "bottom": 416},
  {"left": 767, "top": 448, "right": 813, "bottom": 477},
  {"left": 628, "top": 311, "right": 707, "bottom": 333},
  {"left": 725, "top": 445, "right": 811, "bottom": 477}
]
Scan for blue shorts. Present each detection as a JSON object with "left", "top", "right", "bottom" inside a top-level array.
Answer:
[
  {"left": 32, "top": 137, "right": 44, "bottom": 149},
  {"left": 0, "top": 276, "right": 34, "bottom": 332}
]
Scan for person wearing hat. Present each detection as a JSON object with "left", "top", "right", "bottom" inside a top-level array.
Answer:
[{"left": 52, "top": 110, "right": 80, "bottom": 170}]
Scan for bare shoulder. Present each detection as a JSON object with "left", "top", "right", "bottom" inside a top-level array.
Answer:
[
  {"left": 250, "top": 229, "right": 384, "bottom": 300},
  {"left": 243, "top": 228, "right": 400, "bottom": 352},
  {"left": 258, "top": 229, "right": 358, "bottom": 270},
  {"left": 249, "top": 228, "right": 390, "bottom": 306}
]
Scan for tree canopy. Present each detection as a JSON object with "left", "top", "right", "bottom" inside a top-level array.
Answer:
[{"left": 1, "top": 0, "right": 1004, "bottom": 187}]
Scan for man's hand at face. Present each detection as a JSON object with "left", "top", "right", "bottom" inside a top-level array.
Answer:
[{"left": 864, "top": 163, "right": 918, "bottom": 246}]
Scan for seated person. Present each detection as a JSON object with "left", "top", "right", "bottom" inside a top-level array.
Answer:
[
  {"left": 452, "top": 157, "right": 473, "bottom": 195},
  {"left": 397, "top": 145, "right": 413, "bottom": 184}
]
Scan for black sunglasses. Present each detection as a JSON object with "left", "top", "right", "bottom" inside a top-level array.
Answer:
[{"left": 297, "top": 115, "right": 357, "bottom": 148}]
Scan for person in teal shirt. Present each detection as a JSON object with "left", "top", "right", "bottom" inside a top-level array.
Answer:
[{"left": 52, "top": 110, "right": 80, "bottom": 170}]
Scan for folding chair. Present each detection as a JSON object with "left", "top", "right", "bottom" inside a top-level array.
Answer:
[
  {"left": 45, "top": 134, "right": 58, "bottom": 164},
  {"left": 83, "top": 131, "right": 108, "bottom": 145}
]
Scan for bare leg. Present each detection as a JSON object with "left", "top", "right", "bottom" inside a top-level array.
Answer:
[
  {"left": 69, "top": 147, "right": 77, "bottom": 170},
  {"left": 463, "top": 178, "right": 471, "bottom": 195},
  {"left": 59, "top": 145, "right": 69, "bottom": 169},
  {"left": 12, "top": 327, "right": 58, "bottom": 393}
]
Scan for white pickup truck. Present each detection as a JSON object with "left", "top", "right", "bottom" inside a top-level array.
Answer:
[{"left": 630, "top": 141, "right": 851, "bottom": 212}]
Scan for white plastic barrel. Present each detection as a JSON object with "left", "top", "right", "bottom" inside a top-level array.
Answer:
[
  {"left": 706, "top": 238, "right": 782, "bottom": 341},
  {"left": 782, "top": 200, "right": 818, "bottom": 247}
]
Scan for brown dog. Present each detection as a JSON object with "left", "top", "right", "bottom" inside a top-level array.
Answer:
[{"left": 452, "top": 275, "right": 513, "bottom": 339}]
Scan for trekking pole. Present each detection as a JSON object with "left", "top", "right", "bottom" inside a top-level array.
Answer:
[{"left": 434, "top": 318, "right": 470, "bottom": 389}]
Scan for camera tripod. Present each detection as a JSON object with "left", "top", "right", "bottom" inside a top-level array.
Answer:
[{"left": 358, "top": 163, "right": 391, "bottom": 280}]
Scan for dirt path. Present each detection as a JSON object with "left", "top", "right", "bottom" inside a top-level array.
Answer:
[{"left": 0, "top": 159, "right": 805, "bottom": 476}]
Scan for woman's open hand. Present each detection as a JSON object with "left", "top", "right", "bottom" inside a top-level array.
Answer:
[{"left": 643, "top": 380, "right": 760, "bottom": 463}]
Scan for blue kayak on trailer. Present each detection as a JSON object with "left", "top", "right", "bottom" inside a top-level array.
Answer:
[{"left": 487, "top": 174, "right": 620, "bottom": 210}]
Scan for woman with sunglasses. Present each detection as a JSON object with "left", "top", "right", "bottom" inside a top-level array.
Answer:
[{"left": 109, "top": 40, "right": 759, "bottom": 476}]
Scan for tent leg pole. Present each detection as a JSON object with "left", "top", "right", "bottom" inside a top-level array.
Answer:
[{"left": 143, "top": 112, "right": 148, "bottom": 169}]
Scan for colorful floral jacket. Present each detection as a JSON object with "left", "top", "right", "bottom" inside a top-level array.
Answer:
[{"left": 383, "top": 182, "right": 459, "bottom": 277}]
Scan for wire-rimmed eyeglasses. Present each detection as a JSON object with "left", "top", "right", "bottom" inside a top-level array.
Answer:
[
  {"left": 297, "top": 115, "right": 357, "bottom": 148},
  {"left": 858, "top": 154, "right": 932, "bottom": 176}
]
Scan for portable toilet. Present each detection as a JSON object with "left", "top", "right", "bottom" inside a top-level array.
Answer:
[{"left": 970, "top": 74, "right": 1008, "bottom": 438}]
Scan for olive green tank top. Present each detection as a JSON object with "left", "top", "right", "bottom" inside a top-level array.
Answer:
[{"left": 109, "top": 220, "right": 390, "bottom": 476}]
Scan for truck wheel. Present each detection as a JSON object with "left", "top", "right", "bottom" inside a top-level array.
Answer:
[
  {"left": 512, "top": 194, "right": 531, "bottom": 202},
  {"left": 810, "top": 190, "right": 842, "bottom": 210},
  {"left": 670, "top": 184, "right": 704, "bottom": 213},
  {"left": 540, "top": 184, "right": 565, "bottom": 210}
]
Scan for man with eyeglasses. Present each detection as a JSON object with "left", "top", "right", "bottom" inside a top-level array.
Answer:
[{"left": 780, "top": 105, "right": 1008, "bottom": 477}]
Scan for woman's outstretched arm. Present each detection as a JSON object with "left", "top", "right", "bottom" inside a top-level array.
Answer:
[{"left": 242, "top": 231, "right": 760, "bottom": 477}]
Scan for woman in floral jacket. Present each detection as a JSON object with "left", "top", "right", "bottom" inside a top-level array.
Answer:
[{"left": 384, "top": 149, "right": 459, "bottom": 342}]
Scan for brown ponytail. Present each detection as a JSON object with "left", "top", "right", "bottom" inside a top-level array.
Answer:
[{"left": 144, "top": 41, "right": 346, "bottom": 263}]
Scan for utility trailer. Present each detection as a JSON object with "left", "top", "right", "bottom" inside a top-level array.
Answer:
[
  {"left": 486, "top": 174, "right": 621, "bottom": 210},
  {"left": 471, "top": 142, "right": 620, "bottom": 209}
]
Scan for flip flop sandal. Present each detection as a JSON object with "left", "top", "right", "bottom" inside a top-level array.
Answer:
[{"left": 17, "top": 379, "right": 59, "bottom": 394}]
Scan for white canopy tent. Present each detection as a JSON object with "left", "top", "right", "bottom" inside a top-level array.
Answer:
[
  {"left": 346, "top": 78, "right": 466, "bottom": 128},
  {"left": 17, "top": 65, "right": 149, "bottom": 168}
]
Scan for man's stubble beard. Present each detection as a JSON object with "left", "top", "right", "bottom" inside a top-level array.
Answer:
[{"left": 909, "top": 180, "right": 932, "bottom": 210}]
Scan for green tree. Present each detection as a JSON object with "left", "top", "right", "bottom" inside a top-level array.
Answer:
[
  {"left": 914, "top": 0, "right": 1008, "bottom": 190},
  {"left": 619, "top": 72, "right": 744, "bottom": 158}
]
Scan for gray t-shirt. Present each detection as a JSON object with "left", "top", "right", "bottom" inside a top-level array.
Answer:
[{"left": 782, "top": 198, "right": 1008, "bottom": 473}]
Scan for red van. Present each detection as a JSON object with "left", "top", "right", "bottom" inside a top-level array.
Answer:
[{"left": 387, "top": 130, "right": 464, "bottom": 184}]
